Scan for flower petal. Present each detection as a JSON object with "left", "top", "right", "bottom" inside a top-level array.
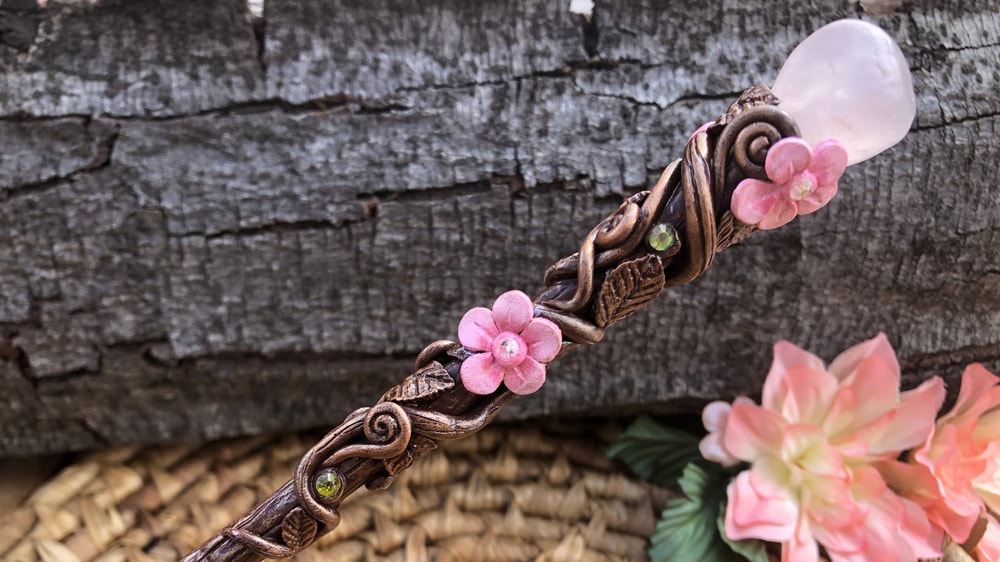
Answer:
[
  {"left": 759, "top": 198, "right": 798, "bottom": 230},
  {"left": 949, "top": 363, "right": 1000, "bottom": 428},
  {"left": 778, "top": 365, "right": 839, "bottom": 426},
  {"left": 827, "top": 333, "right": 899, "bottom": 382},
  {"left": 861, "top": 376, "right": 945, "bottom": 456},
  {"left": 724, "top": 402, "right": 788, "bottom": 461},
  {"left": 763, "top": 341, "right": 827, "bottom": 413},
  {"left": 521, "top": 318, "right": 561, "bottom": 363},
  {"left": 749, "top": 456, "right": 793, "bottom": 499},
  {"left": 725, "top": 472, "right": 799, "bottom": 542},
  {"left": 828, "top": 354, "right": 902, "bottom": 439},
  {"left": 795, "top": 178, "right": 837, "bottom": 215},
  {"left": 765, "top": 137, "right": 813, "bottom": 185},
  {"left": 702, "top": 401, "right": 733, "bottom": 433},
  {"left": 491, "top": 290, "right": 534, "bottom": 333},
  {"left": 896, "top": 496, "right": 943, "bottom": 560},
  {"left": 503, "top": 356, "right": 546, "bottom": 395},
  {"left": 782, "top": 518, "right": 820, "bottom": 562},
  {"left": 458, "top": 307, "right": 498, "bottom": 351},
  {"left": 460, "top": 352, "right": 504, "bottom": 395},
  {"left": 730, "top": 178, "right": 788, "bottom": 227},
  {"left": 699, "top": 432, "right": 739, "bottom": 467},
  {"left": 809, "top": 139, "right": 848, "bottom": 186},
  {"left": 785, "top": 425, "right": 846, "bottom": 480}
]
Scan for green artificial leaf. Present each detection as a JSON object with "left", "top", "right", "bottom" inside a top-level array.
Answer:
[
  {"left": 717, "top": 498, "right": 770, "bottom": 562},
  {"left": 606, "top": 416, "right": 702, "bottom": 487},
  {"left": 649, "top": 463, "right": 748, "bottom": 562}
]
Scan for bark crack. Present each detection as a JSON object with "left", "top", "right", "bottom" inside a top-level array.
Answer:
[
  {"left": 912, "top": 110, "right": 1000, "bottom": 132},
  {"left": 0, "top": 338, "right": 36, "bottom": 385},
  {"left": 0, "top": 119, "right": 118, "bottom": 201}
]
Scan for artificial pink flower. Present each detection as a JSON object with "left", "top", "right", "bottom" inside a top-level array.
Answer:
[
  {"left": 457, "top": 290, "right": 561, "bottom": 395},
  {"left": 708, "top": 335, "right": 946, "bottom": 562},
  {"left": 880, "top": 363, "right": 1000, "bottom": 557},
  {"left": 699, "top": 397, "right": 753, "bottom": 467},
  {"left": 731, "top": 137, "right": 848, "bottom": 230}
]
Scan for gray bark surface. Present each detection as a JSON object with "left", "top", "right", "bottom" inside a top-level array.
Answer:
[{"left": 1, "top": 0, "right": 998, "bottom": 455}]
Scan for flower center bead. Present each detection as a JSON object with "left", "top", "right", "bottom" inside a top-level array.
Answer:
[
  {"left": 492, "top": 331, "right": 527, "bottom": 368},
  {"left": 789, "top": 175, "right": 816, "bottom": 200}
]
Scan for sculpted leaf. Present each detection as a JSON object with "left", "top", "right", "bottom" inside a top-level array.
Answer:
[
  {"left": 594, "top": 255, "right": 665, "bottom": 328},
  {"left": 280, "top": 508, "right": 317, "bottom": 551},
  {"left": 381, "top": 361, "right": 454, "bottom": 404}
]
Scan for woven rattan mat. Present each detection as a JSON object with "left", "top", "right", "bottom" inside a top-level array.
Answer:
[{"left": 0, "top": 420, "right": 668, "bottom": 562}]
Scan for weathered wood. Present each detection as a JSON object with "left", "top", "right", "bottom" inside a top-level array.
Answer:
[{"left": 0, "top": 0, "right": 998, "bottom": 456}]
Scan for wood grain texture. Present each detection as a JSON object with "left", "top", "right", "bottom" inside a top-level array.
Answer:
[{"left": 1, "top": 0, "right": 998, "bottom": 455}]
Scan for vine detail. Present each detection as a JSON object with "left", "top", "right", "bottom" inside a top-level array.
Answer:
[{"left": 537, "top": 85, "right": 798, "bottom": 344}]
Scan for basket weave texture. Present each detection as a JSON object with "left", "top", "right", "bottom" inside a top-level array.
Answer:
[{"left": 0, "top": 420, "right": 667, "bottom": 562}]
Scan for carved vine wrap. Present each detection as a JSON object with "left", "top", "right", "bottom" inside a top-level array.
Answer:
[
  {"left": 536, "top": 85, "right": 798, "bottom": 345},
  {"left": 182, "top": 85, "right": 800, "bottom": 562}
]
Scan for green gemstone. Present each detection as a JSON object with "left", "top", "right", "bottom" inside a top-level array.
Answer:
[
  {"left": 314, "top": 469, "right": 342, "bottom": 498},
  {"left": 647, "top": 224, "right": 677, "bottom": 251}
]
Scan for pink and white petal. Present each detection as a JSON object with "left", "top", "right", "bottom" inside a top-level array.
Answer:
[
  {"left": 503, "top": 356, "right": 546, "bottom": 395},
  {"left": 834, "top": 377, "right": 944, "bottom": 457},
  {"left": 782, "top": 520, "right": 820, "bottom": 562},
  {"left": 460, "top": 353, "right": 505, "bottom": 395},
  {"left": 458, "top": 307, "right": 499, "bottom": 351},
  {"left": 763, "top": 341, "right": 826, "bottom": 413},
  {"left": 823, "top": 386, "right": 859, "bottom": 439},
  {"left": 787, "top": 430, "right": 847, "bottom": 480},
  {"left": 975, "top": 408, "right": 1000, "bottom": 444},
  {"left": 861, "top": 376, "right": 945, "bottom": 456},
  {"left": 796, "top": 180, "right": 838, "bottom": 215},
  {"left": 491, "top": 290, "right": 534, "bottom": 333},
  {"left": 809, "top": 515, "right": 868, "bottom": 557},
  {"left": 834, "top": 354, "right": 903, "bottom": 433},
  {"left": 777, "top": 365, "right": 839, "bottom": 425},
  {"left": 725, "top": 472, "right": 799, "bottom": 542},
  {"left": 897, "top": 496, "right": 943, "bottom": 560},
  {"left": 828, "top": 333, "right": 899, "bottom": 382},
  {"left": 724, "top": 402, "right": 788, "bottom": 462},
  {"left": 948, "top": 363, "right": 1000, "bottom": 426},
  {"left": 748, "top": 456, "right": 793, "bottom": 499},
  {"left": 809, "top": 139, "right": 849, "bottom": 185},
  {"left": 876, "top": 459, "right": 941, "bottom": 507},
  {"left": 756, "top": 198, "right": 799, "bottom": 230},
  {"left": 731, "top": 178, "right": 787, "bottom": 226},
  {"left": 854, "top": 480, "right": 938, "bottom": 562},
  {"left": 765, "top": 137, "right": 813, "bottom": 185},
  {"left": 521, "top": 318, "right": 562, "bottom": 363},
  {"left": 702, "top": 400, "right": 733, "bottom": 433},
  {"left": 699, "top": 432, "right": 740, "bottom": 467}
]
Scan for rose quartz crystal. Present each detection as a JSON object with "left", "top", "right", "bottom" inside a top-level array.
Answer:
[{"left": 772, "top": 19, "right": 916, "bottom": 165}]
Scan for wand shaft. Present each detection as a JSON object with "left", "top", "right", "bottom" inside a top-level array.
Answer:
[{"left": 183, "top": 85, "right": 795, "bottom": 562}]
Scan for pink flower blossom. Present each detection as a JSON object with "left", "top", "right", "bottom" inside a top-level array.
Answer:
[
  {"left": 731, "top": 137, "right": 848, "bottom": 230},
  {"left": 880, "top": 363, "right": 1000, "bottom": 558},
  {"left": 458, "top": 290, "right": 561, "bottom": 396},
  {"left": 704, "top": 335, "right": 946, "bottom": 562},
  {"left": 699, "top": 397, "right": 753, "bottom": 467}
]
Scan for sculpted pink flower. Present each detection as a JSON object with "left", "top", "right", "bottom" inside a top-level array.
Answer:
[
  {"left": 880, "top": 363, "right": 1000, "bottom": 557},
  {"left": 706, "top": 335, "right": 945, "bottom": 562},
  {"left": 731, "top": 137, "right": 848, "bottom": 230},
  {"left": 458, "top": 290, "right": 561, "bottom": 396}
]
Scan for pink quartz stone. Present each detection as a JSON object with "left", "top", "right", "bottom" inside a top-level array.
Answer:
[{"left": 772, "top": 19, "right": 916, "bottom": 166}]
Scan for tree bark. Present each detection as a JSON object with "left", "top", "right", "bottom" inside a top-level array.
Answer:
[{"left": 1, "top": 0, "right": 998, "bottom": 456}]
